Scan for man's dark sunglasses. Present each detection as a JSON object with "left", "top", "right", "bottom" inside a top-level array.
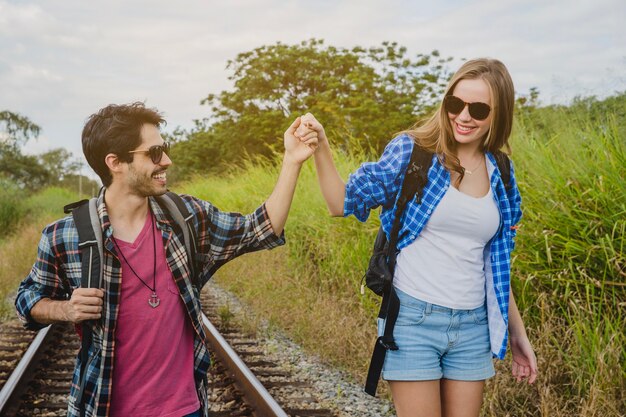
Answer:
[
  {"left": 128, "top": 142, "right": 171, "bottom": 164},
  {"left": 443, "top": 95, "right": 491, "bottom": 121}
]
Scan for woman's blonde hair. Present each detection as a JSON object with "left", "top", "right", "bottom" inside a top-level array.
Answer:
[{"left": 403, "top": 58, "right": 515, "bottom": 184}]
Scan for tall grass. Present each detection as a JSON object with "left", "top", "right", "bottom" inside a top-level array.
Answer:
[
  {"left": 0, "top": 187, "right": 83, "bottom": 318},
  {"left": 507, "top": 106, "right": 625, "bottom": 414},
  {"left": 179, "top": 96, "right": 625, "bottom": 415},
  {"left": 0, "top": 180, "right": 27, "bottom": 234}
]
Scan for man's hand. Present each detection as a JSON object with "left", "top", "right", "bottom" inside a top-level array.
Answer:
[
  {"left": 284, "top": 117, "right": 319, "bottom": 165},
  {"left": 64, "top": 288, "right": 104, "bottom": 323}
]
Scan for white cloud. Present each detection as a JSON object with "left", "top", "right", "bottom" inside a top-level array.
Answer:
[
  {"left": 0, "top": 0, "right": 624, "bottom": 158},
  {"left": 0, "top": 3, "right": 51, "bottom": 36},
  {"left": 7, "top": 64, "right": 64, "bottom": 83}
]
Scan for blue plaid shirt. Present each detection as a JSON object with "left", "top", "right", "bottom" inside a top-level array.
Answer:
[
  {"left": 15, "top": 190, "right": 285, "bottom": 417},
  {"left": 344, "top": 134, "right": 522, "bottom": 359}
]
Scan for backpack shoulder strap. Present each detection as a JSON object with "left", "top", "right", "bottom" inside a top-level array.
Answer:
[
  {"left": 156, "top": 192, "right": 200, "bottom": 288},
  {"left": 365, "top": 143, "right": 433, "bottom": 397},
  {"left": 67, "top": 198, "right": 103, "bottom": 290},
  {"left": 493, "top": 150, "right": 512, "bottom": 191},
  {"left": 65, "top": 197, "right": 101, "bottom": 417},
  {"left": 388, "top": 143, "right": 432, "bottom": 252}
]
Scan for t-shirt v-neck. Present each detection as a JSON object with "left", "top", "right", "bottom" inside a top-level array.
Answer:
[{"left": 112, "top": 213, "right": 153, "bottom": 249}]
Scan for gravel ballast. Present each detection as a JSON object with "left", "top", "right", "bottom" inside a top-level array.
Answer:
[{"left": 204, "top": 280, "right": 395, "bottom": 417}]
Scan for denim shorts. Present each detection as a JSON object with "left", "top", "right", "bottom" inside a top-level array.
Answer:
[{"left": 377, "top": 288, "right": 495, "bottom": 381}]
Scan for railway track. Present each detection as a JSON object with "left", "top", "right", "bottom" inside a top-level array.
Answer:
[
  {"left": 200, "top": 291, "right": 336, "bottom": 417},
  {"left": 0, "top": 289, "right": 338, "bottom": 417}
]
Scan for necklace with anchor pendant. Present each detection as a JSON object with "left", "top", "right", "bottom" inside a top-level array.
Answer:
[
  {"left": 112, "top": 213, "right": 160, "bottom": 308},
  {"left": 149, "top": 292, "right": 160, "bottom": 308}
]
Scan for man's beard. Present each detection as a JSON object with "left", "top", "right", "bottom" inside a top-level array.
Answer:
[{"left": 128, "top": 166, "right": 167, "bottom": 197}]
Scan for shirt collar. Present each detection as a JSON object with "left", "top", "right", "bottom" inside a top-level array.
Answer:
[
  {"left": 96, "top": 188, "right": 174, "bottom": 239},
  {"left": 485, "top": 152, "right": 497, "bottom": 176},
  {"left": 96, "top": 188, "right": 113, "bottom": 239},
  {"left": 149, "top": 195, "right": 174, "bottom": 230}
]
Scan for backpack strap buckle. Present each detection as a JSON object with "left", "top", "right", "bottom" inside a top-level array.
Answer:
[{"left": 377, "top": 336, "right": 398, "bottom": 351}]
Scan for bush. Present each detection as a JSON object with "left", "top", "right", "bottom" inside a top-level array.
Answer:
[{"left": 0, "top": 179, "right": 26, "bottom": 234}]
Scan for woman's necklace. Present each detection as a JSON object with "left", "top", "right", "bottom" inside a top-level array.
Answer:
[
  {"left": 112, "top": 213, "right": 160, "bottom": 308},
  {"left": 462, "top": 155, "right": 485, "bottom": 175}
]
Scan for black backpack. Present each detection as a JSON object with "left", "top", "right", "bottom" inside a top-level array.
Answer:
[
  {"left": 363, "top": 146, "right": 511, "bottom": 396},
  {"left": 63, "top": 191, "right": 199, "bottom": 417}
]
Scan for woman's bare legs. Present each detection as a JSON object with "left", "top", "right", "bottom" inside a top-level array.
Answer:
[
  {"left": 441, "top": 380, "right": 484, "bottom": 417},
  {"left": 389, "top": 379, "right": 484, "bottom": 417},
  {"left": 390, "top": 380, "right": 441, "bottom": 417}
]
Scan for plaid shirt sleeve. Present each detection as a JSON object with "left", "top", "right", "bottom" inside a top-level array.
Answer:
[
  {"left": 15, "top": 222, "right": 72, "bottom": 330},
  {"left": 344, "top": 135, "right": 414, "bottom": 221},
  {"left": 183, "top": 195, "right": 285, "bottom": 273}
]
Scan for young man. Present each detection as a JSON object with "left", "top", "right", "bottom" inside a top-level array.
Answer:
[{"left": 15, "top": 102, "right": 319, "bottom": 417}]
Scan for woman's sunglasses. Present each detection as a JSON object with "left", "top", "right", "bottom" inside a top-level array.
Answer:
[
  {"left": 443, "top": 95, "right": 491, "bottom": 121},
  {"left": 127, "top": 142, "right": 171, "bottom": 164}
]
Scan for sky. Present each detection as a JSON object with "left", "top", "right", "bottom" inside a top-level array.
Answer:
[{"left": 1, "top": 0, "right": 624, "bottom": 173}]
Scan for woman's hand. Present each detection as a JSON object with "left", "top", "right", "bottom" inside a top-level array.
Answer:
[
  {"left": 294, "top": 113, "right": 345, "bottom": 216},
  {"left": 510, "top": 334, "right": 538, "bottom": 384}
]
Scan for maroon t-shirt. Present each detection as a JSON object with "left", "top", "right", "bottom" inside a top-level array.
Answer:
[{"left": 110, "top": 213, "right": 199, "bottom": 417}]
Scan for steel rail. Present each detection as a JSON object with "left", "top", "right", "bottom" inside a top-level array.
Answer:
[
  {"left": 201, "top": 313, "right": 288, "bottom": 417},
  {"left": 0, "top": 325, "right": 53, "bottom": 415},
  {"left": 1, "top": 317, "right": 289, "bottom": 416}
]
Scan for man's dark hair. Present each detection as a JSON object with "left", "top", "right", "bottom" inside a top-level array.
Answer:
[{"left": 82, "top": 102, "right": 166, "bottom": 187}]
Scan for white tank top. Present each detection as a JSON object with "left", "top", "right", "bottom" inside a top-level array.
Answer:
[{"left": 394, "top": 185, "right": 500, "bottom": 309}]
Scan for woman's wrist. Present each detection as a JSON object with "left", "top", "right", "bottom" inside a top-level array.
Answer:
[{"left": 508, "top": 326, "right": 529, "bottom": 342}]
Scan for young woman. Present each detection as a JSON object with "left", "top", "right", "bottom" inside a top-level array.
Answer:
[{"left": 299, "top": 58, "right": 537, "bottom": 417}]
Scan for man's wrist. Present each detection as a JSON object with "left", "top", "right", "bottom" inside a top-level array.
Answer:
[
  {"left": 282, "top": 153, "right": 305, "bottom": 168},
  {"left": 48, "top": 299, "right": 71, "bottom": 323},
  {"left": 59, "top": 300, "right": 71, "bottom": 322},
  {"left": 31, "top": 298, "right": 69, "bottom": 325}
]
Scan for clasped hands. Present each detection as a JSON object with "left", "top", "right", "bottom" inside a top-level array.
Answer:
[{"left": 283, "top": 113, "right": 326, "bottom": 164}]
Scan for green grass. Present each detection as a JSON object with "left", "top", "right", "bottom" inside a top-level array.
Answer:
[
  {"left": 507, "top": 106, "right": 625, "bottom": 414},
  {"left": 0, "top": 180, "right": 27, "bottom": 234},
  {"left": 0, "top": 187, "right": 89, "bottom": 318}
]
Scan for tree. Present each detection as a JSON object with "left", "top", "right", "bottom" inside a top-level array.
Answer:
[
  {"left": 0, "top": 111, "right": 98, "bottom": 192},
  {"left": 38, "top": 148, "right": 82, "bottom": 184},
  {"left": 0, "top": 110, "right": 41, "bottom": 146},
  {"left": 37, "top": 148, "right": 100, "bottom": 194},
  {"left": 171, "top": 40, "right": 452, "bottom": 179},
  {"left": 0, "top": 111, "right": 50, "bottom": 189}
]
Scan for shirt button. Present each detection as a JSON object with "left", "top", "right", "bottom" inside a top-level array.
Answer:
[
  {"left": 410, "top": 234, "right": 416, "bottom": 239},
  {"left": 427, "top": 209, "right": 432, "bottom": 214}
]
